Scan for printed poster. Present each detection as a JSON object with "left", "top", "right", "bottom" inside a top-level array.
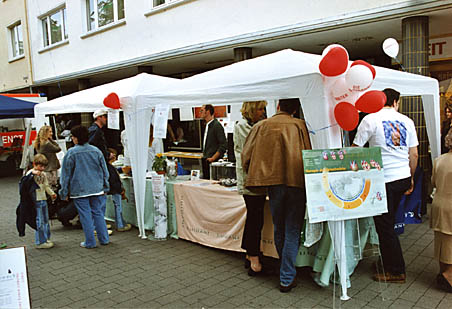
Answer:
[
  {"left": 0, "top": 247, "right": 31, "bottom": 309},
  {"left": 303, "top": 147, "right": 387, "bottom": 223}
]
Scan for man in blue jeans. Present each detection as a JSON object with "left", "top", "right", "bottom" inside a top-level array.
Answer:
[
  {"left": 60, "top": 125, "right": 110, "bottom": 249},
  {"left": 242, "top": 99, "right": 312, "bottom": 292}
]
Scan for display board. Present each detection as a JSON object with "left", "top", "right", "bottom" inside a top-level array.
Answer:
[
  {"left": 0, "top": 247, "right": 31, "bottom": 309},
  {"left": 303, "top": 147, "right": 387, "bottom": 223}
]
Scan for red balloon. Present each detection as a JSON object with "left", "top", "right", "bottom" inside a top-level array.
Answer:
[
  {"left": 103, "top": 92, "right": 120, "bottom": 109},
  {"left": 334, "top": 102, "right": 359, "bottom": 131},
  {"left": 355, "top": 90, "right": 386, "bottom": 113},
  {"left": 319, "top": 47, "right": 349, "bottom": 77},
  {"left": 351, "top": 60, "right": 376, "bottom": 79}
]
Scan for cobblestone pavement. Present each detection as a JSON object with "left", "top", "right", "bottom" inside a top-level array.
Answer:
[{"left": 1, "top": 174, "right": 451, "bottom": 308}]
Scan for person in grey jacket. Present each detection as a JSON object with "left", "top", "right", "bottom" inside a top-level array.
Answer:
[
  {"left": 234, "top": 101, "right": 267, "bottom": 276},
  {"left": 34, "top": 125, "right": 61, "bottom": 190},
  {"left": 59, "top": 125, "right": 110, "bottom": 249}
]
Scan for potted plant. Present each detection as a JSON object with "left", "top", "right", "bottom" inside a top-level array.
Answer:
[{"left": 152, "top": 153, "right": 167, "bottom": 174}]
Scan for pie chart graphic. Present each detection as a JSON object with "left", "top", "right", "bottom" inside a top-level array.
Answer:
[{"left": 322, "top": 169, "right": 371, "bottom": 209}]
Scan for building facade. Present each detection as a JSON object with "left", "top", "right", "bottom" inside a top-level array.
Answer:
[
  {"left": 0, "top": 0, "right": 33, "bottom": 92},
  {"left": 2, "top": 0, "right": 452, "bottom": 170}
]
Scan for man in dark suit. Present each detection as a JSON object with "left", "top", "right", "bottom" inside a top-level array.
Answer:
[{"left": 200, "top": 104, "right": 227, "bottom": 179}]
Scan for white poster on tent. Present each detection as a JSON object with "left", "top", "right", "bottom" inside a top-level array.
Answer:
[
  {"left": 151, "top": 175, "right": 167, "bottom": 240},
  {"left": 230, "top": 104, "right": 242, "bottom": 123},
  {"left": 108, "top": 109, "right": 120, "bottom": 130},
  {"left": 0, "top": 247, "right": 31, "bottom": 309},
  {"left": 267, "top": 101, "right": 277, "bottom": 117},
  {"left": 180, "top": 107, "right": 194, "bottom": 121},
  {"left": 153, "top": 105, "right": 169, "bottom": 139}
]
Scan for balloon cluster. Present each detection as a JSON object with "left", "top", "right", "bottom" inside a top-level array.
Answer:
[
  {"left": 319, "top": 45, "right": 386, "bottom": 131},
  {"left": 103, "top": 92, "right": 121, "bottom": 109}
]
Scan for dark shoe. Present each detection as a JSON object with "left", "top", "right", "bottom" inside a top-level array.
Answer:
[
  {"left": 244, "top": 258, "right": 250, "bottom": 269},
  {"left": 279, "top": 279, "right": 297, "bottom": 293},
  {"left": 437, "top": 273, "right": 452, "bottom": 293},
  {"left": 373, "top": 272, "right": 406, "bottom": 283},
  {"left": 248, "top": 266, "right": 265, "bottom": 277}
]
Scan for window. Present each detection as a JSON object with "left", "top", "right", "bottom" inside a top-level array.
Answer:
[
  {"left": 86, "top": 0, "right": 125, "bottom": 31},
  {"left": 41, "top": 7, "right": 68, "bottom": 47},
  {"left": 152, "top": 0, "right": 180, "bottom": 8},
  {"left": 9, "top": 22, "right": 24, "bottom": 58}
]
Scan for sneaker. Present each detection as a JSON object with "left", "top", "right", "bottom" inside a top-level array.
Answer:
[
  {"left": 117, "top": 224, "right": 132, "bottom": 232},
  {"left": 373, "top": 272, "right": 406, "bottom": 283},
  {"left": 106, "top": 223, "right": 112, "bottom": 229},
  {"left": 80, "top": 242, "right": 96, "bottom": 249},
  {"left": 94, "top": 230, "right": 113, "bottom": 236},
  {"left": 279, "top": 279, "right": 297, "bottom": 293},
  {"left": 36, "top": 242, "right": 54, "bottom": 249},
  {"left": 46, "top": 240, "right": 54, "bottom": 245}
]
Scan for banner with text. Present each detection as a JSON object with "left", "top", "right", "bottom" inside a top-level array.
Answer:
[
  {"left": 303, "top": 147, "right": 387, "bottom": 223},
  {"left": 173, "top": 181, "right": 278, "bottom": 257}
]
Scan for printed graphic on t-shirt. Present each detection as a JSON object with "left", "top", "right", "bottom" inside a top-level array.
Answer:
[{"left": 382, "top": 120, "right": 407, "bottom": 148}]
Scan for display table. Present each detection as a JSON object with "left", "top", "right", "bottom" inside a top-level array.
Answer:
[
  {"left": 107, "top": 176, "right": 378, "bottom": 287},
  {"left": 105, "top": 175, "right": 179, "bottom": 239}
]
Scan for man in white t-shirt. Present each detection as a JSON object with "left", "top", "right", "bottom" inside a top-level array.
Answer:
[{"left": 353, "top": 88, "right": 419, "bottom": 283}]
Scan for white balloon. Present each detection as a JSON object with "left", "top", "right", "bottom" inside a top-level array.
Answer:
[
  {"left": 321, "top": 44, "right": 349, "bottom": 60},
  {"left": 382, "top": 38, "right": 399, "bottom": 58},
  {"left": 330, "top": 77, "right": 352, "bottom": 102},
  {"left": 345, "top": 65, "right": 373, "bottom": 92}
]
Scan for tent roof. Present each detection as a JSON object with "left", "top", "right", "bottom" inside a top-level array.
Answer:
[
  {"left": 34, "top": 73, "right": 179, "bottom": 116},
  {"left": 0, "top": 95, "right": 38, "bottom": 119},
  {"left": 137, "top": 49, "right": 438, "bottom": 106}
]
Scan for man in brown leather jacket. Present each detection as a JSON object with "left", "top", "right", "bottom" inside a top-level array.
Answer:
[{"left": 242, "top": 98, "right": 311, "bottom": 293}]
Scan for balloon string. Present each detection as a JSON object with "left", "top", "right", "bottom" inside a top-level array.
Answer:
[
  {"left": 393, "top": 57, "right": 406, "bottom": 72},
  {"left": 306, "top": 121, "right": 338, "bottom": 135}
]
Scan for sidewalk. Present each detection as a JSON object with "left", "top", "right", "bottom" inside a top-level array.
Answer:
[{"left": 1, "top": 174, "right": 451, "bottom": 308}]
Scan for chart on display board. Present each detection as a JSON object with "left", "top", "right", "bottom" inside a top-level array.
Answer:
[{"left": 303, "top": 147, "right": 388, "bottom": 223}]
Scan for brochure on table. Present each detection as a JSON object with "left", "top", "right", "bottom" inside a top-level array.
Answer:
[{"left": 303, "top": 147, "right": 387, "bottom": 223}]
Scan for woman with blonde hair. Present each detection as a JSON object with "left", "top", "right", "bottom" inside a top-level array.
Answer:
[
  {"left": 432, "top": 130, "right": 452, "bottom": 292},
  {"left": 34, "top": 125, "right": 61, "bottom": 189},
  {"left": 234, "top": 101, "right": 267, "bottom": 276}
]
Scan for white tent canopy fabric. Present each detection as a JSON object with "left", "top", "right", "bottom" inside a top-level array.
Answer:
[
  {"left": 33, "top": 49, "right": 440, "bottom": 244},
  {"left": 128, "top": 48, "right": 439, "bottom": 300},
  {"left": 34, "top": 73, "right": 180, "bottom": 238}
]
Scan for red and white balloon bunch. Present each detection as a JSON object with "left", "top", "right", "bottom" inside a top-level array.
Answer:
[{"left": 319, "top": 45, "right": 386, "bottom": 131}]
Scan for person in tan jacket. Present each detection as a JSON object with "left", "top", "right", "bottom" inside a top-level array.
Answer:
[
  {"left": 431, "top": 131, "right": 452, "bottom": 292},
  {"left": 242, "top": 98, "right": 311, "bottom": 293}
]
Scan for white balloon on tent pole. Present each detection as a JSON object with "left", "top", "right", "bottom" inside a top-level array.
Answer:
[
  {"left": 382, "top": 38, "right": 399, "bottom": 58},
  {"left": 330, "top": 77, "right": 353, "bottom": 102},
  {"left": 345, "top": 65, "right": 373, "bottom": 92}
]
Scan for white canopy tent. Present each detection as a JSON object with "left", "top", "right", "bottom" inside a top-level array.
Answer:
[
  {"left": 125, "top": 48, "right": 439, "bottom": 300},
  {"left": 34, "top": 73, "right": 181, "bottom": 238}
]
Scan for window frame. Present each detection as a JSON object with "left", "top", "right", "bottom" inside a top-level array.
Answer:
[
  {"left": 8, "top": 21, "right": 24, "bottom": 59},
  {"left": 40, "top": 6, "right": 68, "bottom": 48},
  {"left": 86, "top": 0, "right": 125, "bottom": 32}
]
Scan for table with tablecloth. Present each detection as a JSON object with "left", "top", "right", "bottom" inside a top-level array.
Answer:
[
  {"left": 105, "top": 175, "right": 179, "bottom": 239},
  {"left": 106, "top": 177, "right": 379, "bottom": 287}
]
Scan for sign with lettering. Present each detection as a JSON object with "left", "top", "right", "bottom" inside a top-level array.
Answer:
[
  {"left": 0, "top": 247, "right": 31, "bottom": 309},
  {"left": 303, "top": 147, "right": 387, "bottom": 223},
  {"left": 392, "top": 36, "right": 452, "bottom": 63},
  {"left": 0, "top": 131, "right": 37, "bottom": 148}
]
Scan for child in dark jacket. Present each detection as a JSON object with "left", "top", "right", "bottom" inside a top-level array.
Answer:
[
  {"left": 17, "top": 154, "right": 57, "bottom": 248},
  {"left": 107, "top": 149, "right": 131, "bottom": 232}
]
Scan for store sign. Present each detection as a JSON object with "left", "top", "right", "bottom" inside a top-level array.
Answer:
[
  {"left": 393, "top": 36, "right": 452, "bottom": 62},
  {"left": 0, "top": 131, "right": 37, "bottom": 148},
  {"left": 429, "top": 37, "right": 452, "bottom": 60}
]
